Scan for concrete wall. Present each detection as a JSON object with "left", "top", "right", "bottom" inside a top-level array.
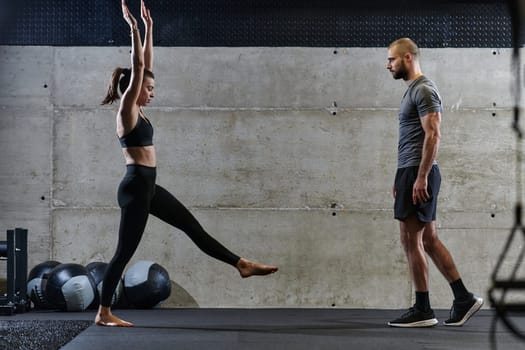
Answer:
[{"left": 0, "top": 45, "right": 519, "bottom": 308}]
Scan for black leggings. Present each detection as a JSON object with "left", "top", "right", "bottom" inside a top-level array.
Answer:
[{"left": 100, "top": 165, "right": 241, "bottom": 307}]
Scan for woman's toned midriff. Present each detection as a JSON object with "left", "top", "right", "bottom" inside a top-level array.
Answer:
[{"left": 122, "top": 145, "right": 156, "bottom": 167}]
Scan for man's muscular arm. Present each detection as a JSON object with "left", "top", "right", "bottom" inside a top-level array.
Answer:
[{"left": 413, "top": 111, "right": 441, "bottom": 204}]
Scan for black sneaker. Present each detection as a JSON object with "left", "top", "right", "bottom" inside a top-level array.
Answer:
[
  {"left": 444, "top": 293, "right": 483, "bottom": 326},
  {"left": 388, "top": 307, "right": 438, "bottom": 328}
]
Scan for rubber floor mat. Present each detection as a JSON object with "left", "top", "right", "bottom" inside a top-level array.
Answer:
[{"left": 0, "top": 319, "right": 91, "bottom": 350}]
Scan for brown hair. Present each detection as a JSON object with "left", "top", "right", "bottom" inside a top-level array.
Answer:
[
  {"left": 388, "top": 38, "right": 420, "bottom": 60},
  {"left": 101, "top": 68, "right": 155, "bottom": 105}
]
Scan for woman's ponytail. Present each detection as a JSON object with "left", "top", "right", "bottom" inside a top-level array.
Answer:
[{"left": 101, "top": 67, "right": 131, "bottom": 105}]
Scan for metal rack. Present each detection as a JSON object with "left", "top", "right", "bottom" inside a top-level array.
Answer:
[
  {"left": 0, "top": 228, "right": 28, "bottom": 315},
  {"left": 488, "top": 1, "right": 525, "bottom": 347}
]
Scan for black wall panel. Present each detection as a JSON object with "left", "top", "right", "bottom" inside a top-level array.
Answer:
[{"left": 0, "top": 0, "right": 517, "bottom": 47}]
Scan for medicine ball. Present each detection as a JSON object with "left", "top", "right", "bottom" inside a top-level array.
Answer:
[
  {"left": 27, "top": 260, "right": 61, "bottom": 309},
  {"left": 124, "top": 260, "right": 171, "bottom": 309},
  {"left": 86, "top": 261, "right": 123, "bottom": 308},
  {"left": 45, "top": 263, "right": 97, "bottom": 311}
]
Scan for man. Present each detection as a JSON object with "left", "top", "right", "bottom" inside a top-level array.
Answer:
[{"left": 386, "top": 38, "right": 483, "bottom": 327}]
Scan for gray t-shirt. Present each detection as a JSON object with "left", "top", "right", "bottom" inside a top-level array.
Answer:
[{"left": 397, "top": 75, "right": 442, "bottom": 168}]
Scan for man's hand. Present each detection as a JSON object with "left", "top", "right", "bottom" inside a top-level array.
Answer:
[{"left": 412, "top": 176, "right": 429, "bottom": 204}]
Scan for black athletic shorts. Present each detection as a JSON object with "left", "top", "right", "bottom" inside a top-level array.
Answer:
[{"left": 394, "top": 165, "right": 441, "bottom": 223}]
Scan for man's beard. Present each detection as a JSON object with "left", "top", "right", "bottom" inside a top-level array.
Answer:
[{"left": 392, "top": 62, "right": 408, "bottom": 80}]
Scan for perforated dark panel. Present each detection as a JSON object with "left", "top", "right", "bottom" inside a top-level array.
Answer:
[{"left": 0, "top": 0, "right": 517, "bottom": 47}]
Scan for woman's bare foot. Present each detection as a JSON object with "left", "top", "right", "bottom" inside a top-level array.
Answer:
[
  {"left": 95, "top": 306, "right": 133, "bottom": 327},
  {"left": 236, "top": 258, "right": 278, "bottom": 278}
]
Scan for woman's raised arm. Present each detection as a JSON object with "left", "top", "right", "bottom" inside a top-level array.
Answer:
[
  {"left": 141, "top": 0, "right": 154, "bottom": 72},
  {"left": 119, "top": 0, "right": 145, "bottom": 127}
]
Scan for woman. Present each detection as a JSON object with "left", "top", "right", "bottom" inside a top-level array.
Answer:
[{"left": 96, "top": 0, "right": 278, "bottom": 327}]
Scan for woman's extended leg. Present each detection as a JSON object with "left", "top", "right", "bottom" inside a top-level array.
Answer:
[{"left": 149, "top": 185, "right": 278, "bottom": 277}]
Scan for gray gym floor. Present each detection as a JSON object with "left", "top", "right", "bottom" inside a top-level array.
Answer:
[{"left": 2, "top": 308, "right": 524, "bottom": 350}]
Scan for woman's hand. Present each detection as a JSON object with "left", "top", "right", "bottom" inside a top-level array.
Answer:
[
  {"left": 141, "top": 0, "right": 153, "bottom": 29},
  {"left": 122, "top": 0, "right": 138, "bottom": 30}
]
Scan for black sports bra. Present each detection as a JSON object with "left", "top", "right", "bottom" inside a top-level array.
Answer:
[{"left": 118, "top": 116, "right": 154, "bottom": 148}]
